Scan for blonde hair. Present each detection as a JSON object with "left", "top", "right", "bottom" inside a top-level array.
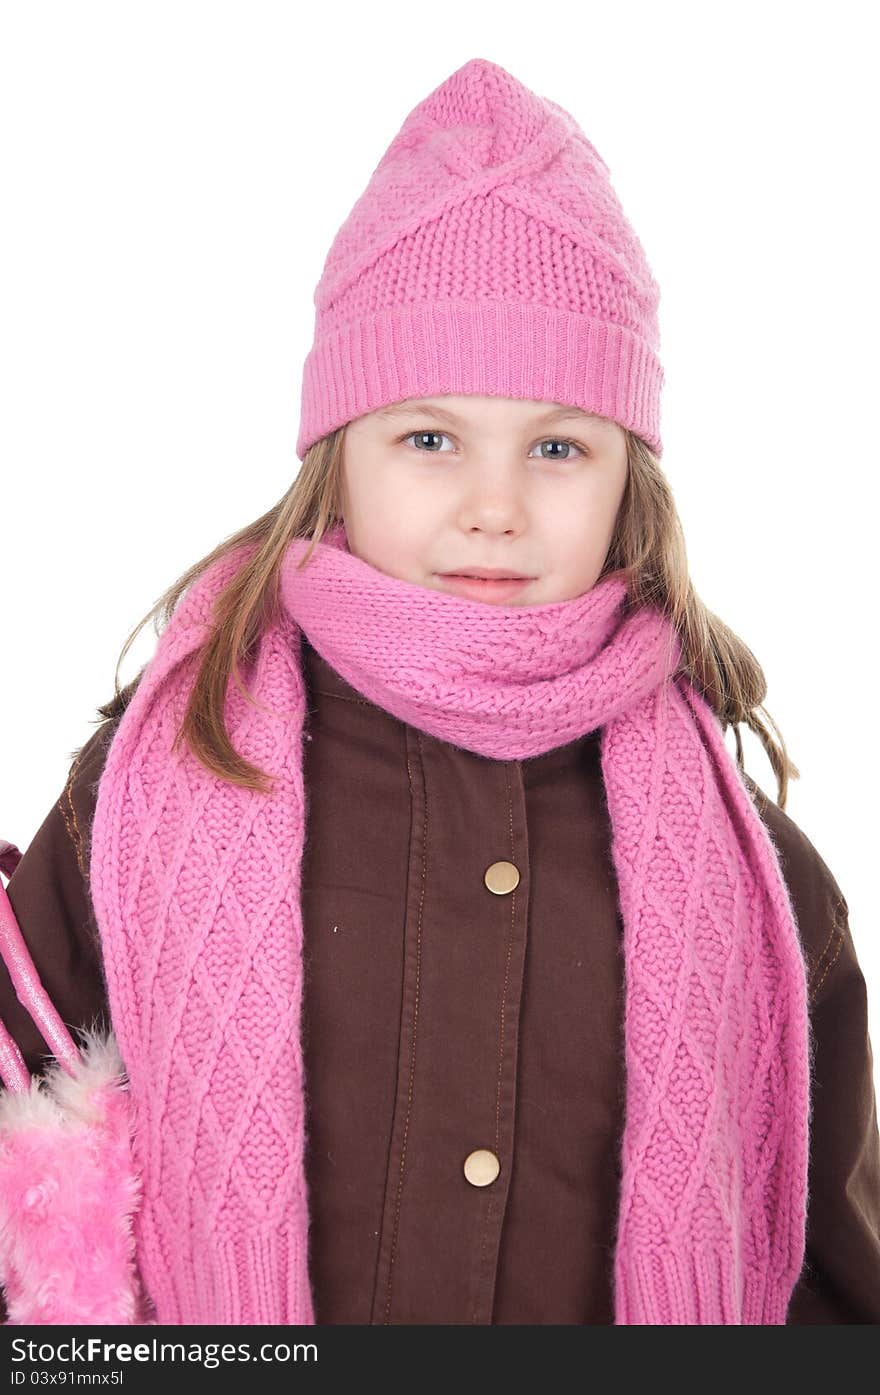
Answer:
[{"left": 98, "top": 425, "right": 799, "bottom": 807}]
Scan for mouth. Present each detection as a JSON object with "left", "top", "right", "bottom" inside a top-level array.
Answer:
[
  {"left": 439, "top": 567, "right": 534, "bottom": 580},
  {"left": 435, "top": 572, "right": 535, "bottom": 601}
]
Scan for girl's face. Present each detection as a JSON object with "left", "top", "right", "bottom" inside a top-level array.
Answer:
[{"left": 339, "top": 394, "right": 629, "bottom": 605}]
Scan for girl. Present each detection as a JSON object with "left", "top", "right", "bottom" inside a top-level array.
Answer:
[{"left": 1, "top": 56, "right": 879, "bottom": 1327}]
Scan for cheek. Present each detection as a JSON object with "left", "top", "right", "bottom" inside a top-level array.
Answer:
[
  {"left": 558, "top": 472, "right": 622, "bottom": 529},
  {"left": 549, "top": 504, "right": 617, "bottom": 568},
  {"left": 349, "top": 503, "right": 431, "bottom": 575},
  {"left": 368, "top": 467, "right": 442, "bottom": 534},
  {"left": 350, "top": 457, "right": 428, "bottom": 509},
  {"left": 344, "top": 465, "right": 399, "bottom": 533}
]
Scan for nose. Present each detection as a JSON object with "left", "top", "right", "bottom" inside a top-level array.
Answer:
[{"left": 455, "top": 461, "right": 528, "bottom": 536}]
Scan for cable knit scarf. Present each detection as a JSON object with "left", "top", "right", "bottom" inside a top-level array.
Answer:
[{"left": 88, "top": 521, "right": 811, "bottom": 1325}]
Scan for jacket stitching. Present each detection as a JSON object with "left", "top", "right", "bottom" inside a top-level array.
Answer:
[
  {"left": 382, "top": 728, "right": 427, "bottom": 1324},
  {"left": 746, "top": 778, "right": 769, "bottom": 818},
  {"left": 312, "top": 689, "right": 376, "bottom": 707},
  {"left": 474, "top": 763, "right": 517, "bottom": 1323},
  {"left": 58, "top": 744, "right": 89, "bottom": 879},
  {"left": 807, "top": 916, "right": 840, "bottom": 999},
  {"left": 808, "top": 895, "right": 847, "bottom": 1005}
]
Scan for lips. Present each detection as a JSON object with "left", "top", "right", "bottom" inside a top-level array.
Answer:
[
  {"left": 440, "top": 569, "right": 533, "bottom": 580},
  {"left": 435, "top": 573, "right": 534, "bottom": 602}
]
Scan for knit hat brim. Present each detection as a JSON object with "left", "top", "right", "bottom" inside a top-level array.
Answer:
[{"left": 296, "top": 296, "right": 664, "bottom": 460}]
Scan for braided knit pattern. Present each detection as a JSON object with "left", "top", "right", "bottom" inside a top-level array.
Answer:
[
  {"left": 90, "top": 552, "right": 315, "bottom": 1325},
  {"left": 89, "top": 525, "right": 811, "bottom": 1324},
  {"left": 296, "top": 57, "right": 665, "bottom": 459}
]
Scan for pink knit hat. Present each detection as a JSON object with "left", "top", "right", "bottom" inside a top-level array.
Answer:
[{"left": 296, "top": 57, "right": 665, "bottom": 460}]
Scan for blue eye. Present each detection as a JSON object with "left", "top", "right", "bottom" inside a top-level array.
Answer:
[
  {"left": 400, "top": 430, "right": 587, "bottom": 459},
  {"left": 531, "top": 439, "right": 585, "bottom": 460},
  {"left": 403, "top": 430, "right": 455, "bottom": 452}
]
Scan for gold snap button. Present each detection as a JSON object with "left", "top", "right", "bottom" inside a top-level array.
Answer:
[
  {"left": 484, "top": 860, "right": 520, "bottom": 895},
  {"left": 463, "top": 1148, "right": 501, "bottom": 1187}
]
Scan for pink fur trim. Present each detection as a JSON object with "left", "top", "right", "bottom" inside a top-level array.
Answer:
[{"left": 0, "top": 1026, "right": 151, "bottom": 1324}]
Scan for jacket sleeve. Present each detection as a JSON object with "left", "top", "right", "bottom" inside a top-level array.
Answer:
[
  {"left": 0, "top": 722, "right": 116, "bottom": 1072},
  {"left": 0, "top": 721, "right": 117, "bottom": 1324},
  {"left": 786, "top": 898, "right": 880, "bottom": 1322},
  {"left": 741, "top": 774, "right": 880, "bottom": 1323}
]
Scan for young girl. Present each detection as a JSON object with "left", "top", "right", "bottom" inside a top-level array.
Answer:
[{"left": 1, "top": 56, "right": 879, "bottom": 1327}]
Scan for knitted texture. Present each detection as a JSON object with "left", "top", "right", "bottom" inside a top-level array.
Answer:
[
  {"left": 296, "top": 57, "right": 665, "bottom": 460},
  {"left": 88, "top": 523, "right": 811, "bottom": 1324}
]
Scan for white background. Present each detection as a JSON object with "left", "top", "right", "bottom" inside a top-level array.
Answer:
[{"left": 1, "top": 1, "right": 877, "bottom": 1094}]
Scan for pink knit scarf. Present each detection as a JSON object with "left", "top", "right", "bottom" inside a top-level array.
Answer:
[{"left": 89, "top": 522, "right": 811, "bottom": 1325}]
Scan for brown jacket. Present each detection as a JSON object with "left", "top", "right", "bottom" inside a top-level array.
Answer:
[{"left": 2, "top": 635, "right": 879, "bottom": 1324}]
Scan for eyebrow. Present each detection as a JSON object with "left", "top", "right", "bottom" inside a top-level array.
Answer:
[{"left": 376, "top": 400, "right": 608, "bottom": 428}]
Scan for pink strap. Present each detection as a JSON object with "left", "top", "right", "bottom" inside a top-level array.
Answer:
[
  {"left": 0, "top": 843, "right": 36, "bottom": 1089},
  {"left": 0, "top": 1017, "right": 30, "bottom": 1093},
  {"left": 0, "top": 847, "right": 82, "bottom": 1093},
  {"left": 0, "top": 840, "right": 22, "bottom": 878}
]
